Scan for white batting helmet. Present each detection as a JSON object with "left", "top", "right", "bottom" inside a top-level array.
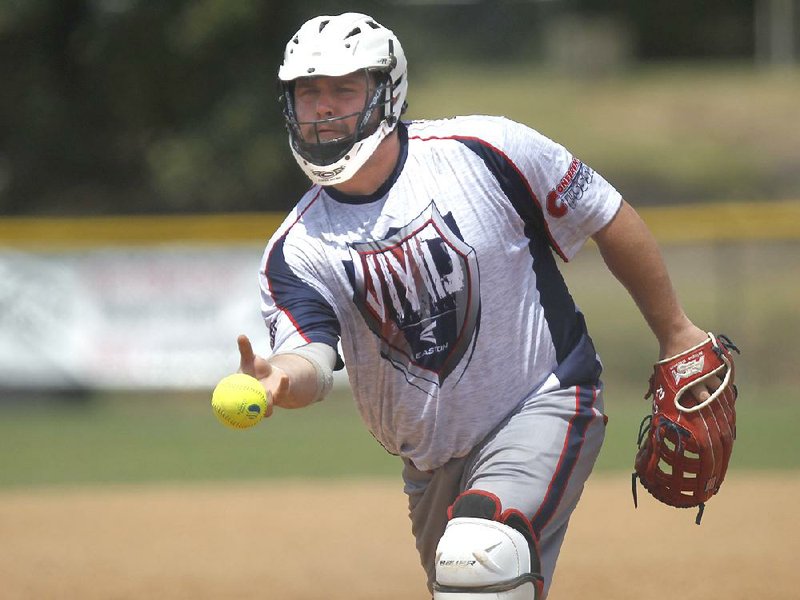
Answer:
[{"left": 278, "top": 13, "right": 408, "bottom": 186}]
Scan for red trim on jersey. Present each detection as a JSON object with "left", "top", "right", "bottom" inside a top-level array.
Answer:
[
  {"left": 408, "top": 133, "right": 568, "bottom": 261},
  {"left": 264, "top": 186, "right": 324, "bottom": 343}
]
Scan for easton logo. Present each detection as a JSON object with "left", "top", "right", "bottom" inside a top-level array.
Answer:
[
  {"left": 546, "top": 157, "right": 594, "bottom": 217},
  {"left": 344, "top": 202, "right": 480, "bottom": 386},
  {"left": 419, "top": 321, "right": 437, "bottom": 344}
]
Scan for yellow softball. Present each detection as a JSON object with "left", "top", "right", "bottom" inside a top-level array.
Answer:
[{"left": 211, "top": 373, "right": 270, "bottom": 430}]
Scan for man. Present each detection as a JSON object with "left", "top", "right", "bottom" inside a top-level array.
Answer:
[{"left": 237, "top": 12, "right": 718, "bottom": 599}]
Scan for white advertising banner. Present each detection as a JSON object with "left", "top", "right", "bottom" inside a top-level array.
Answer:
[{"left": 0, "top": 245, "right": 273, "bottom": 390}]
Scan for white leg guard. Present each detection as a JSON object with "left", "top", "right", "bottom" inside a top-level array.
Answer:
[{"left": 433, "top": 518, "right": 541, "bottom": 599}]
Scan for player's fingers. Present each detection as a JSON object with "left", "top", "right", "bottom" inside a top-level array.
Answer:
[
  {"left": 690, "top": 382, "right": 710, "bottom": 404},
  {"left": 689, "top": 374, "right": 722, "bottom": 404},
  {"left": 265, "top": 391, "right": 275, "bottom": 418},
  {"left": 237, "top": 334, "right": 256, "bottom": 375}
]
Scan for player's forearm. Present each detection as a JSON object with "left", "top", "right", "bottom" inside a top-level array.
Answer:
[
  {"left": 592, "top": 200, "right": 698, "bottom": 357},
  {"left": 266, "top": 353, "right": 322, "bottom": 409}
]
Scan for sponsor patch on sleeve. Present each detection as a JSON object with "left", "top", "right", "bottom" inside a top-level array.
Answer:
[{"left": 546, "top": 157, "right": 594, "bottom": 218}]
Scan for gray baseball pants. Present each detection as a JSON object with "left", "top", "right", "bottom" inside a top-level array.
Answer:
[{"left": 403, "top": 383, "right": 607, "bottom": 598}]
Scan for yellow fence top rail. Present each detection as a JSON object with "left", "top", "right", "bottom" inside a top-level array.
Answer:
[
  {"left": 0, "top": 213, "right": 286, "bottom": 249},
  {"left": 0, "top": 200, "right": 798, "bottom": 249},
  {"left": 638, "top": 200, "right": 800, "bottom": 243}
]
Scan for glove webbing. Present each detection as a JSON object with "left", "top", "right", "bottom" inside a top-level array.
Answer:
[{"left": 631, "top": 416, "right": 705, "bottom": 525}]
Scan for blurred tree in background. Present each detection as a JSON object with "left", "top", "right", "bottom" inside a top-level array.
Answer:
[
  {"left": 580, "top": 0, "right": 756, "bottom": 59},
  {"left": 0, "top": 0, "right": 795, "bottom": 216},
  {"left": 0, "top": 0, "right": 302, "bottom": 215}
]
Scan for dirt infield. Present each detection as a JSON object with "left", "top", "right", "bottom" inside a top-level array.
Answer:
[{"left": 1, "top": 473, "right": 797, "bottom": 599}]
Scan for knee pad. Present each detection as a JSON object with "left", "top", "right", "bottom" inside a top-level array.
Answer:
[{"left": 433, "top": 491, "right": 543, "bottom": 600}]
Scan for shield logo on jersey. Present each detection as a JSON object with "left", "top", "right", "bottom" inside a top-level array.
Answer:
[{"left": 345, "top": 202, "right": 480, "bottom": 386}]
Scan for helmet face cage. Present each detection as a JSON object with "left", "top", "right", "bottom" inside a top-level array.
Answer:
[
  {"left": 277, "top": 13, "right": 408, "bottom": 186},
  {"left": 281, "top": 69, "right": 392, "bottom": 167}
]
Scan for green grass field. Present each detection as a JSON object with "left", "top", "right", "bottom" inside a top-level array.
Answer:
[{"left": 0, "top": 386, "right": 797, "bottom": 489}]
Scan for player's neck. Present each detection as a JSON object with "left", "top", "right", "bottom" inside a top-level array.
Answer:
[{"left": 331, "top": 131, "right": 400, "bottom": 196}]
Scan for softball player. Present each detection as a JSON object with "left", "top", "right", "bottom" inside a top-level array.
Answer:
[{"left": 236, "top": 13, "right": 714, "bottom": 599}]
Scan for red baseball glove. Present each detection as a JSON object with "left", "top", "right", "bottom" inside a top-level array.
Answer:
[{"left": 632, "top": 332, "right": 740, "bottom": 524}]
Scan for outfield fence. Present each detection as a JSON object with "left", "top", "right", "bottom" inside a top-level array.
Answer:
[
  {"left": 1, "top": 200, "right": 799, "bottom": 248},
  {"left": 1, "top": 200, "right": 797, "bottom": 393}
]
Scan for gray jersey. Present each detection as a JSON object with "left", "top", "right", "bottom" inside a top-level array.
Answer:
[{"left": 260, "top": 115, "right": 622, "bottom": 471}]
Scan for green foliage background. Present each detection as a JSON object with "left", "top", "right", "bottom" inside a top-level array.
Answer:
[{"left": 1, "top": 0, "right": 793, "bottom": 216}]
